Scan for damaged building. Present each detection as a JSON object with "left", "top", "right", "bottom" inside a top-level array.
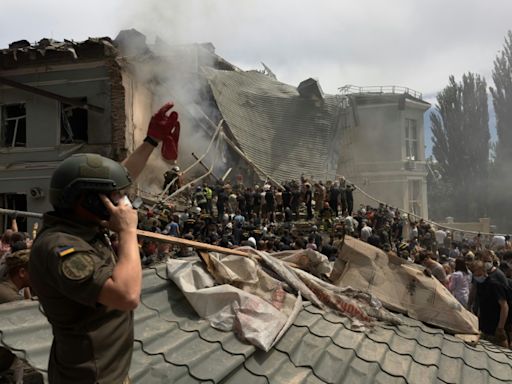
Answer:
[
  {"left": 0, "top": 30, "right": 239, "bottom": 232},
  {"left": 203, "top": 74, "right": 430, "bottom": 218},
  {"left": 0, "top": 29, "right": 430, "bottom": 232},
  {"left": 3, "top": 31, "right": 512, "bottom": 384},
  {"left": 0, "top": 36, "right": 131, "bottom": 232}
]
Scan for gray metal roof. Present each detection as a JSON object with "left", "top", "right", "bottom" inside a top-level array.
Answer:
[
  {"left": 1, "top": 263, "right": 512, "bottom": 383},
  {"left": 203, "top": 68, "right": 341, "bottom": 183}
]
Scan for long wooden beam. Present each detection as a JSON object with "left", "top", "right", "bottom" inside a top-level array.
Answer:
[{"left": 136, "top": 229, "right": 250, "bottom": 257}]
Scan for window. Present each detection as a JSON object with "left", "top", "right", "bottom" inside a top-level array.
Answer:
[
  {"left": 0, "top": 193, "right": 27, "bottom": 232},
  {"left": 1, "top": 103, "right": 26, "bottom": 147},
  {"left": 60, "top": 104, "right": 88, "bottom": 143},
  {"left": 405, "top": 118, "right": 418, "bottom": 161},
  {"left": 408, "top": 179, "right": 422, "bottom": 216}
]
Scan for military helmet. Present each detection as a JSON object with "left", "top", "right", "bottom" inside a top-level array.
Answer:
[{"left": 49, "top": 153, "right": 132, "bottom": 209}]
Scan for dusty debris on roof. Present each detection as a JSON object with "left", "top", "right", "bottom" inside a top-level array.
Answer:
[
  {"left": 331, "top": 236, "right": 479, "bottom": 335},
  {"left": 1, "top": 37, "right": 117, "bottom": 69},
  {"left": 166, "top": 243, "right": 405, "bottom": 352}
]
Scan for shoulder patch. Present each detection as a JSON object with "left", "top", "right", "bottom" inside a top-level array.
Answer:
[
  {"left": 57, "top": 246, "right": 76, "bottom": 257},
  {"left": 61, "top": 253, "right": 94, "bottom": 281}
]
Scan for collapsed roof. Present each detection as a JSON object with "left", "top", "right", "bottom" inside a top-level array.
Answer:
[{"left": 203, "top": 68, "right": 341, "bottom": 183}]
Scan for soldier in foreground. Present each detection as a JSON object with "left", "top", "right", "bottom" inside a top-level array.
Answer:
[{"left": 29, "top": 103, "right": 180, "bottom": 384}]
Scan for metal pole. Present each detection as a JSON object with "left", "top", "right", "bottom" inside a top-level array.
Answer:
[
  {"left": 0, "top": 208, "right": 43, "bottom": 219},
  {"left": 191, "top": 152, "right": 220, "bottom": 181}
]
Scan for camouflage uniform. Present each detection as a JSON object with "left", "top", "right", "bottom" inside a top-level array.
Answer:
[{"left": 30, "top": 213, "right": 133, "bottom": 383}]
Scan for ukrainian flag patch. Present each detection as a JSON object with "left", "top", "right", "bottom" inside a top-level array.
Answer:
[{"left": 57, "top": 246, "right": 76, "bottom": 257}]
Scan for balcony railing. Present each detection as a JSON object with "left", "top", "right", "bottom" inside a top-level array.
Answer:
[{"left": 338, "top": 85, "right": 423, "bottom": 100}]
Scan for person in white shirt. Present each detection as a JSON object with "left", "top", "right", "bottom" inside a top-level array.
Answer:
[
  {"left": 448, "top": 258, "right": 472, "bottom": 308},
  {"left": 490, "top": 235, "right": 506, "bottom": 251},
  {"left": 360, "top": 221, "right": 372, "bottom": 242},
  {"left": 410, "top": 223, "right": 419, "bottom": 241},
  {"left": 434, "top": 228, "right": 447, "bottom": 245}
]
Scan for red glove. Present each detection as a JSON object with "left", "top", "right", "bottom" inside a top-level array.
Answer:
[
  {"left": 161, "top": 118, "right": 180, "bottom": 160},
  {"left": 147, "top": 102, "right": 179, "bottom": 142}
]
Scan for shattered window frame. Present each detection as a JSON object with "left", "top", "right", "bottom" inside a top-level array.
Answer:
[
  {"left": 0, "top": 103, "right": 27, "bottom": 148},
  {"left": 408, "top": 179, "right": 422, "bottom": 215},
  {"left": 60, "top": 103, "right": 88, "bottom": 144},
  {"left": 0, "top": 192, "right": 27, "bottom": 232},
  {"left": 405, "top": 118, "right": 418, "bottom": 161}
]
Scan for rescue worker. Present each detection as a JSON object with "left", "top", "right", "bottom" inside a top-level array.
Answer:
[
  {"left": 203, "top": 183, "right": 213, "bottom": 214},
  {"left": 0, "top": 249, "right": 31, "bottom": 303},
  {"left": 29, "top": 102, "right": 180, "bottom": 384},
  {"left": 163, "top": 165, "right": 181, "bottom": 195},
  {"left": 194, "top": 186, "right": 208, "bottom": 213}
]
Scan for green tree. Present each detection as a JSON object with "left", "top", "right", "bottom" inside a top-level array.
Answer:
[
  {"left": 430, "top": 73, "right": 489, "bottom": 221},
  {"left": 489, "top": 30, "right": 512, "bottom": 231},
  {"left": 490, "top": 31, "right": 512, "bottom": 164}
]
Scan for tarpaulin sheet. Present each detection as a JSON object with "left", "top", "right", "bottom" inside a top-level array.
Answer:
[
  {"left": 167, "top": 245, "right": 407, "bottom": 350},
  {"left": 166, "top": 254, "right": 302, "bottom": 351}
]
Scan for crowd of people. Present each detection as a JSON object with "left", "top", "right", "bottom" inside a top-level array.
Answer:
[
  {"left": 1, "top": 175, "right": 512, "bottom": 375},
  {"left": 2, "top": 174, "right": 512, "bottom": 351},
  {"left": 138, "top": 174, "right": 512, "bottom": 349},
  {"left": 0, "top": 101, "right": 510, "bottom": 384}
]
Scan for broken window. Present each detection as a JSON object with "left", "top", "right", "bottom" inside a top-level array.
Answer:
[
  {"left": 60, "top": 103, "right": 88, "bottom": 143},
  {"left": 408, "top": 179, "right": 422, "bottom": 216},
  {"left": 0, "top": 193, "right": 27, "bottom": 232},
  {"left": 1, "top": 103, "right": 26, "bottom": 147},
  {"left": 405, "top": 118, "right": 418, "bottom": 161}
]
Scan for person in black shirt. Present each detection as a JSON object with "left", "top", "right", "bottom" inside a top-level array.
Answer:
[
  {"left": 329, "top": 183, "right": 340, "bottom": 217},
  {"left": 253, "top": 188, "right": 261, "bottom": 219},
  {"left": 216, "top": 188, "right": 228, "bottom": 221},
  {"left": 339, "top": 183, "right": 348, "bottom": 216},
  {"left": 472, "top": 260, "right": 510, "bottom": 348},
  {"left": 290, "top": 186, "right": 301, "bottom": 221},
  {"left": 305, "top": 184, "right": 313, "bottom": 220},
  {"left": 265, "top": 187, "right": 275, "bottom": 222},
  {"left": 237, "top": 193, "right": 247, "bottom": 218},
  {"left": 282, "top": 185, "right": 292, "bottom": 209},
  {"left": 345, "top": 182, "right": 355, "bottom": 216},
  {"left": 244, "top": 187, "right": 254, "bottom": 217}
]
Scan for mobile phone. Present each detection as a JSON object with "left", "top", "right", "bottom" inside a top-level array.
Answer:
[{"left": 81, "top": 192, "right": 111, "bottom": 220}]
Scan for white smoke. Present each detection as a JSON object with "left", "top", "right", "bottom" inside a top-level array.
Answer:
[{"left": 116, "top": 28, "right": 228, "bottom": 196}]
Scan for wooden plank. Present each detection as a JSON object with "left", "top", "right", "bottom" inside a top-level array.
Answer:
[{"left": 136, "top": 229, "right": 250, "bottom": 257}]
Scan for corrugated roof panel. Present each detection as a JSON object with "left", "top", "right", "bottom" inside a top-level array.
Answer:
[
  {"left": 244, "top": 348, "right": 325, "bottom": 384},
  {"left": 220, "top": 365, "right": 269, "bottom": 384},
  {"left": 0, "top": 300, "right": 51, "bottom": 373},
  {"left": 1, "top": 262, "right": 512, "bottom": 383},
  {"left": 129, "top": 342, "right": 200, "bottom": 384},
  {"left": 204, "top": 68, "right": 340, "bottom": 182},
  {"left": 368, "top": 329, "right": 440, "bottom": 367}
]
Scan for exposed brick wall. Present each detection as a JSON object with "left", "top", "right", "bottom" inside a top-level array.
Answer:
[{"left": 108, "top": 58, "right": 127, "bottom": 162}]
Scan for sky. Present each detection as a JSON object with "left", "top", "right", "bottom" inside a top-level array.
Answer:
[{"left": 1, "top": 0, "right": 511, "bottom": 153}]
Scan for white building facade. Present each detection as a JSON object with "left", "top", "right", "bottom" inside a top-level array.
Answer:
[{"left": 337, "top": 86, "right": 431, "bottom": 218}]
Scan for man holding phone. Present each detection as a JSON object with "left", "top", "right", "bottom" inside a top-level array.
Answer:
[{"left": 29, "top": 102, "right": 180, "bottom": 384}]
